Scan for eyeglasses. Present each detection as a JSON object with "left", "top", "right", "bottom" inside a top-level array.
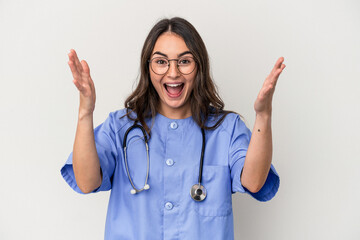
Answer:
[{"left": 148, "top": 56, "right": 196, "bottom": 75}]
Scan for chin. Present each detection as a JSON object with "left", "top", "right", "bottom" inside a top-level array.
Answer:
[{"left": 165, "top": 100, "right": 187, "bottom": 110}]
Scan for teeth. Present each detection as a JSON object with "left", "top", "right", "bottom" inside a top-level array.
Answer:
[{"left": 165, "top": 83, "right": 182, "bottom": 87}]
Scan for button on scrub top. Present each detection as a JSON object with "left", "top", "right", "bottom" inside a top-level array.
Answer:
[{"left": 61, "top": 108, "right": 280, "bottom": 240}]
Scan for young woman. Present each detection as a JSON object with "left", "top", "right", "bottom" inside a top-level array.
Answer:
[{"left": 61, "top": 17, "right": 285, "bottom": 240}]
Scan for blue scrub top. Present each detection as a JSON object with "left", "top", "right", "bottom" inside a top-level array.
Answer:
[{"left": 61, "top": 108, "right": 280, "bottom": 240}]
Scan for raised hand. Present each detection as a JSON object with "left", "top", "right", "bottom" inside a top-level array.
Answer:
[
  {"left": 254, "top": 57, "right": 286, "bottom": 116},
  {"left": 67, "top": 49, "right": 96, "bottom": 116}
]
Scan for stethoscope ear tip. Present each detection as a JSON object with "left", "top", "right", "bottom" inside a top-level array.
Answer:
[{"left": 130, "top": 184, "right": 150, "bottom": 194}]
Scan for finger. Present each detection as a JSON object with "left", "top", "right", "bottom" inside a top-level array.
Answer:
[
  {"left": 68, "top": 49, "right": 79, "bottom": 68},
  {"left": 80, "top": 60, "right": 90, "bottom": 75},
  {"left": 88, "top": 75, "right": 95, "bottom": 93},
  {"left": 68, "top": 60, "right": 82, "bottom": 81},
  {"left": 80, "top": 59, "right": 96, "bottom": 90},
  {"left": 72, "top": 79, "right": 83, "bottom": 92},
  {"left": 262, "top": 58, "right": 283, "bottom": 88},
  {"left": 68, "top": 51, "right": 82, "bottom": 76},
  {"left": 274, "top": 63, "right": 286, "bottom": 79},
  {"left": 68, "top": 50, "right": 91, "bottom": 87},
  {"left": 79, "top": 60, "right": 93, "bottom": 91},
  {"left": 270, "top": 68, "right": 283, "bottom": 87},
  {"left": 263, "top": 60, "right": 286, "bottom": 96},
  {"left": 270, "top": 57, "right": 285, "bottom": 76},
  {"left": 71, "top": 49, "right": 84, "bottom": 73},
  {"left": 269, "top": 64, "right": 286, "bottom": 90},
  {"left": 73, "top": 78, "right": 91, "bottom": 96},
  {"left": 274, "top": 57, "right": 284, "bottom": 69}
]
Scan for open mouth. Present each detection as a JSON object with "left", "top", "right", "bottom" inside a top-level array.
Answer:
[{"left": 164, "top": 83, "right": 185, "bottom": 98}]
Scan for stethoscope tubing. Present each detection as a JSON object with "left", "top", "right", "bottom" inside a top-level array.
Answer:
[
  {"left": 198, "top": 128, "right": 205, "bottom": 185},
  {"left": 123, "top": 123, "right": 150, "bottom": 194},
  {"left": 123, "top": 122, "right": 207, "bottom": 201}
]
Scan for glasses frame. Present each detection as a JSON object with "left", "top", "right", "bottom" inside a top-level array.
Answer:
[{"left": 148, "top": 56, "right": 197, "bottom": 75}]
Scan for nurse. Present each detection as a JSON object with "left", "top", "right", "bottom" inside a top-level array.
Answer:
[{"left": 61, "top": 17, "right": 285, "bottom": 239}]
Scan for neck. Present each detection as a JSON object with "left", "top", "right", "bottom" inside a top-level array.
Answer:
[{"left": 158, "top": 104, "right": 192, "bottom": 119}]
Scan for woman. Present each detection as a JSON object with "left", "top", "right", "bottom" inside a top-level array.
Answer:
[{"left": 61, "top": 17, "right": 285, "bottom": 240}]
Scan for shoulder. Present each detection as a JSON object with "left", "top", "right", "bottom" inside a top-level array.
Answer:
[
  {"left": 207, "top": 112, "right": 249, "bottom": 137},
  {"left": 109, "top": 108, "right": 133, "bottom": 120},
  {"left": 105, "top": 108, "right": 136, "bottom": 133},
  {"left": 219, "top": 113, "right": 247, "bottom": 136}
]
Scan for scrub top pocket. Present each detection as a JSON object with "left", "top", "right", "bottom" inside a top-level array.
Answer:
[{"left": 194, "top": 165, "right": 232, "bottom": 217}]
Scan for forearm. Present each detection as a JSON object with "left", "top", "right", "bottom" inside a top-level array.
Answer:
[
  {"left": 72, "top": 112, "right": 102, "bottom": 193},
  {"left": 241, "top": 113, "right": 272, "bottom": 193}
]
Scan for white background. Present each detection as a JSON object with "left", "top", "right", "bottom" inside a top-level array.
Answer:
[{"left": 0, "top": 0, "right": 359, "bottom": 239}]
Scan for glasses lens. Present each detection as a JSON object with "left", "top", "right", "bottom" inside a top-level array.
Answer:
[
  {"left": 150, "top": 57, "right": 196, "bottom": 75},
  {"left": 150, "top": 57, "right": 169, "bottom": 75},
  {"left": 178, "top": 57, "right": 196, "bottom": 75}
]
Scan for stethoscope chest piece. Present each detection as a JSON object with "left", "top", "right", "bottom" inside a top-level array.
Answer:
[{"left": 190, "top": 183, "right": 207, "bottom": 201}]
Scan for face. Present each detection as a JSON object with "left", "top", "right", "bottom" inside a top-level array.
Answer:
[{"left": 149, "top": 32, "right": 197, "bottom": 119}]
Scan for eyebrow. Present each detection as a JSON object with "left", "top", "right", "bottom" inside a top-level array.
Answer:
[{"left": 152, "top": 51, "right": 193, "bottom": 58}]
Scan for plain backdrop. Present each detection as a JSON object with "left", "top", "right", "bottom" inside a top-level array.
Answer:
[{"left": 0, "top": 0, "right": 359, "bottom": 239}]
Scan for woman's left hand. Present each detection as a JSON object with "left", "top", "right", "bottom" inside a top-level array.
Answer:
[{"left": 254, "top": 57, "right": 286, "bottom": 116}]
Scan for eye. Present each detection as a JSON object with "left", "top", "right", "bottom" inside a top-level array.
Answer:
[
  {"left": 179, "top": 58, "right": 192, "bottom": 65},
  {"left": 155, "top": 58, "right": 168, "bottom": 65}
]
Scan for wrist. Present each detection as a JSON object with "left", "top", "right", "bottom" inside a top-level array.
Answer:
[
  {"left": 254, "top": 112, "right": 272, "bottom": 133},
  {"left": 255, "top": 111, "right": 272, "bottom": 120},
  {"left": 78, "top": 110, "right": 93, "bottom": 121}
]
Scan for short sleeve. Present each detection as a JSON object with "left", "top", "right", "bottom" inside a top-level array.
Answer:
[
  {"left": 229, "top": 115, "right": 280, "bottom": 202},
  {"left": 60, "top": 112, "right": 118, "bottom": 194}
]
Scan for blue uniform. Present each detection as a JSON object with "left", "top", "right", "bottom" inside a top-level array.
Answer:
[{"left": 61, "top": 108, "right": 280, "bottom": 240}]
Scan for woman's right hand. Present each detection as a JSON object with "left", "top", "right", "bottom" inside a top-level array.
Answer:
[{"left": 68, "top": 49, "right": 96, "bottom": 117}]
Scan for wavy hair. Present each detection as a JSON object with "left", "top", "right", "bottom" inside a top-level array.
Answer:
[{"left": 123, "top": 17, "right": 234, "bottom": 137}]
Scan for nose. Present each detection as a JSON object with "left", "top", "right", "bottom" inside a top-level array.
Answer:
[{"left": 167, "top": 60, "right": 180, "bottom": 78}]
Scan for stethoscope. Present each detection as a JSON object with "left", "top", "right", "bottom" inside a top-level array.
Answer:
[{"left": 123, "top": 122, "right": 207, "bottom": 202}]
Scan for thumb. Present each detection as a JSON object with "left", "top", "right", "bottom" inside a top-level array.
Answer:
[{"left": 81, "top": 60, "right": 90, "bottom": 74}]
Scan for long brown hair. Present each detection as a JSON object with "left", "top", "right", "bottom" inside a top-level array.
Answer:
[{"left": 123, "top": 17, "right": 234, "bottom": 137}]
